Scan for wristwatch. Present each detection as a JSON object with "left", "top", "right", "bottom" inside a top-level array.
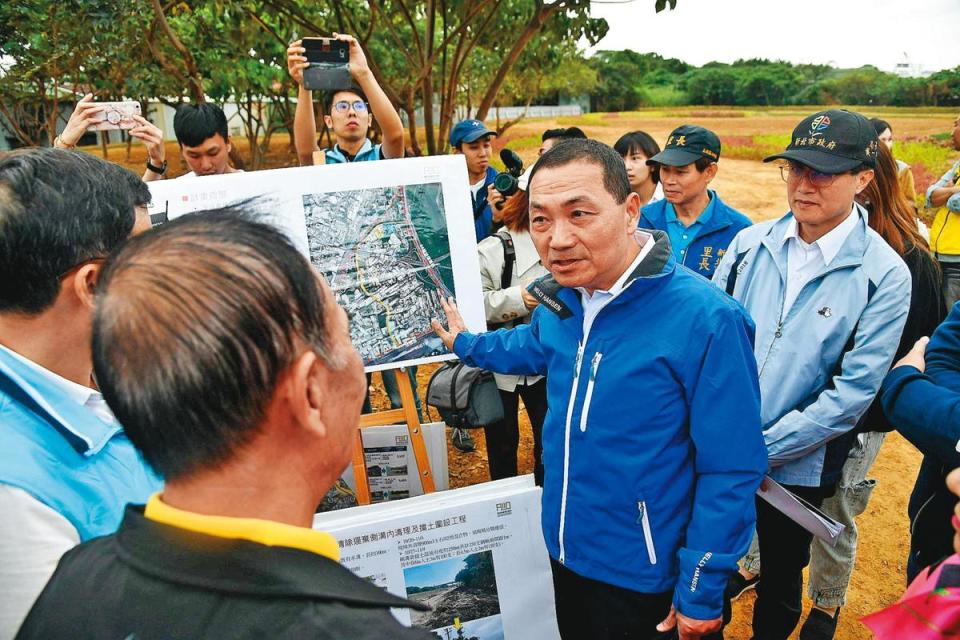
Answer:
[{"left": 146, "top": 159, "right": 168, "bottom": 176}]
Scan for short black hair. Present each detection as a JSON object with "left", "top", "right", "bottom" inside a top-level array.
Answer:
[
  {"left": 614, "top": 131, "right": 662, "bottom": 184},
  {"left": 93, "top": 208, "right": 338, "bottom": 481},
  {"left": 0, "top": 148, "right": 150, "bottom": 315},
  {"left": 323, "top": 87, "right": 369, "bottom": 114},
  {"left": 870, "top": 118, "right": 892, "bottom": 136},
  {"left": 614, "top": 131, "right": 660, "bottom": 160},
  {"left": 173, "top": 103, "right": 229, "bottom": 147},
  {"left": 528, "top": 139, "right": 631, "bottom": 205},
  {"left": 542, "top": 127, "right": 587, "bottom": 143},
  {"left": 693, "top": 157, "right": 715, "bottom": 172}
]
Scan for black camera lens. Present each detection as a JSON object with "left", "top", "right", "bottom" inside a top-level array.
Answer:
[{"left": 494, "top": 172, "right": 519, "bottom": 197}]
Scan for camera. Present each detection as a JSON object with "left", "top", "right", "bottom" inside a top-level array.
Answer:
[{"left": 493, "top": 149, "right": 524, "bottom": 199}]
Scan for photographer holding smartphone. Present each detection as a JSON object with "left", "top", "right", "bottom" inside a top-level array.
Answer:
[{"left": 287, "top": 33, "right": 404, "bottom": 165}]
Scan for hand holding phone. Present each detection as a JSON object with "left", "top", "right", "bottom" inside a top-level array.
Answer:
[
  {"left": 301, "top": 37, "right": 351, "bottom": 91},
  {"left": 89, "top": 101, "right": 142, "bottom": 131}
]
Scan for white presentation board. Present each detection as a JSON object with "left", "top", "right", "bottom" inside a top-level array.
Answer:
[
  {"left": 146, "top": 156, "right": 485, "bottom": 372},
  {"left": 314, "top": 476, "right": 560, "bottom": 640}
]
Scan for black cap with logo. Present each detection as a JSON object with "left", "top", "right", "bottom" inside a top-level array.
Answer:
[
  {"left": 764, "top": 109, "right": 878, "bottom": 173},
  {"left": 647, "top": 124, "right": 721, "bottom": 167}
]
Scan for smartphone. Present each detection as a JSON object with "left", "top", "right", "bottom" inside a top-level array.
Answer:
[
  {"left": 301, "top": 37, "right": 351, "bottom": 92},
  {"left": 89, "top": 101, "right": 141, "bottom": 131}
]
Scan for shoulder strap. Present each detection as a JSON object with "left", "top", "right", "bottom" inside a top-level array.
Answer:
[{"left": 496, "top": 230, "right": 516, "bottom": 291}]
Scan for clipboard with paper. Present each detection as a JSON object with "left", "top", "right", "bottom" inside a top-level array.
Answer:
[{"left": 756, "top": 476, "right": 845, "bottom": 546}]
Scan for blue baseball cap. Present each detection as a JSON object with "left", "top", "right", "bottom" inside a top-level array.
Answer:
[{"left": 449, "top": 119, "right": 496, "bottom": 147}]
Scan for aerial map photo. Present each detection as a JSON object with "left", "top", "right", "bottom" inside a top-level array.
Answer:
[{"left": 303, "top": 182, "right": 454, "bottom": 368}]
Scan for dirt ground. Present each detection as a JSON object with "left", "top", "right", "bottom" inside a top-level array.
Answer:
[{"left": 93, "top": 107, "right": 957, "bottom": 639}]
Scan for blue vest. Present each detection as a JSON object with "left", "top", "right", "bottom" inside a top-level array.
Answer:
[
  {"left": 0, "top": 348, "right": 161, "bottom": 541},
  {"left": 639, "top": 190, "right": 753, "bottom": 279}
]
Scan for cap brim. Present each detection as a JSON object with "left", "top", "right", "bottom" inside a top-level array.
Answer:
[
  {"left": 763, "top": 149, "right": 861, "bottom": 173},
  {"left": 460, "top": 130, "right": 497, "bottom": 144},
  {"left": 647, "top": 148, "right": 704, "bottom": 166}
]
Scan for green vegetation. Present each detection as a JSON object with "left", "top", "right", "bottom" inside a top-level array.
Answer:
[{"left": 588, "top": 53, "right": 960, "bottom": 111}]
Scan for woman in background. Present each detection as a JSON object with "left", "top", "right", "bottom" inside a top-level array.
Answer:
[{"left": 614, "top": 130, "right": 663, "bottom": 207}]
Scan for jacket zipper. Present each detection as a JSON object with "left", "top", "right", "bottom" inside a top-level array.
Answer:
[
  {"left": 637, "top": 501, "right": 658, "bottom": 564},
  {"left": 579, "top": 352, "right": 603, "bottom": 432},
  {"left": 558, "top": 341, "right": 585, "bottom": 564}
]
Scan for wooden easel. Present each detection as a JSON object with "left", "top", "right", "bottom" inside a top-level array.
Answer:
[{"left": 352, "top": 367, "right": 436, "bottom": 505}]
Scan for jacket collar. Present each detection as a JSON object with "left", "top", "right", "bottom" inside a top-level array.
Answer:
[
  {"left": 115, "top": 505, "right": 427, "bottom": 610},
  {"left": 0, "top": 346, "right": 121, "bottom": 456},
  {"left": 760, "top": 204, "right": 870, "bottom": 279},
  {"left": 326, "top": 138, "right": 374, "bottom": 163},
  {"left": 529, "top": 229, "right": 674, "bottom": 319},
  {"left": 508, "top": 229, "right": 542, "bottom": 274}
]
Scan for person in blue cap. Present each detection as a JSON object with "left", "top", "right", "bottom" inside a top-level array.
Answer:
[
  {"left": 640, "top": 125, "right": 752, "bottom": 279},
  {"left": 450, "top": 119, "right": 498, "bottom": 243}
]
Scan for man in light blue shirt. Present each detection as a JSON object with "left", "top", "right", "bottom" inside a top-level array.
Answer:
[{"left": 0, "top": 149, "right": 162, "bottom": 638}]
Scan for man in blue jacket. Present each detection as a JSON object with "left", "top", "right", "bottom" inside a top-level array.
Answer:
[
  {"left": 640, "top": 125, "right": 752, "bottom": 279},
  {"left": 433, "top": 139, "right": 767, "bottom": 640},
  {"left": 0, "top": 149, "right": 162, "bottom": 636},
  {"left": 713, "top": 109, "right": 911, "bottom": 640}
]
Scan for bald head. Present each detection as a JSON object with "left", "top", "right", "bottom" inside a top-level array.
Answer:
[{"left": 93, "top": 209, "right": 338, "bottom": 480}]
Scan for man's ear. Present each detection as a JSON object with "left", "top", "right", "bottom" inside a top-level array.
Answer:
[
  {"left": 624, "top": 191, "right": 641, "bottom": 232},
  {"left": 286, "top": 350, "right": 328, "bottom": 439},
  {"left": 704, "top": 162, "right": 719, "bottom": 184},
  {"left": 854, "top": 169, "right": 876, "bottom": 195},
  {"left": 72, "top": 262, "right": 102, "bottom": 310},
  {"left": 323, "top": 115, "right": 334, "bottom": 130}
]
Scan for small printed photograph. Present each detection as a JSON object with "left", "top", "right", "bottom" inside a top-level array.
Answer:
[
  {"left": 430, "top": 615, "right": 504, "bottom": 640},
  {"left": 404, "top": 550, "right": 502, "bottom": 636}
]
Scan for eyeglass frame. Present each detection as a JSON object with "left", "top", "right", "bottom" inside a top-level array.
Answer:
[
  {"left": 332, "top": 100, "right": 369, "bottom": 114},
  {"left": 778, "top": 162, "right": 861, "bottom": 188},
  {"left": 57, "top": 256, "right": 106, "bottom": 281}
]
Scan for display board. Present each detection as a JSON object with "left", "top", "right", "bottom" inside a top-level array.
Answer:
[
  {"left": 314, "top": 476, "right": 560, "bottom": 640},
  {"left": 147, "top": 156, "right": 486, "bottom": 371}
]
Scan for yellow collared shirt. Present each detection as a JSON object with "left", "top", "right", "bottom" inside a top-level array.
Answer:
[{"left": 144, "top": 494, "right": 340, "bottom": 562}]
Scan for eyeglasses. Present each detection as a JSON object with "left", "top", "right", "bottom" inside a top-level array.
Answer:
[
  {"left": 779, "top": 163, "right": 847, "bottom": 188},
  {"left": 333, "top": 100, "right": 368, "bottom": 114}
]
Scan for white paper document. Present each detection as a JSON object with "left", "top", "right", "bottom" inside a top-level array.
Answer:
[
  {"left": 756, "top": 476, "right": 845, "bottom": 546},
  {"left": 314, "top": 476, "right": 560, "bottom": 639},
  {"left": 146, "top": 156, "right": 486, "bottom": 372}
]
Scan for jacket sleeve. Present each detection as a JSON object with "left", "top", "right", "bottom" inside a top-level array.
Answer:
[
  {"left": 763, "top": 264, "right": 911, "bottom": 465},
  {"left": 924, "top": 301, "right": 960, "bottom": 392},
  {"left": 452, "top": 313, "right": 547, "bottom": 377},
  {"left": 674, "top": 305, "right": 767, "bottom": 620},
  {"left": 881, "top": 365, "right": 960, "bottom": 468},
  {"left": 926, "top": 161, "right": 960, "bottom": 213},
  {"left": 478, "top": 242, "right": 530, "bottom": 326}
]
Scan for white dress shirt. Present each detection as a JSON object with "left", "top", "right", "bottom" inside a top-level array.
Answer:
[
  {"left": 578, "top": 229, "right": 655, "bottom": 333},
  {"left": 781, "top": 206, "right": 859, "bottom": 317}
]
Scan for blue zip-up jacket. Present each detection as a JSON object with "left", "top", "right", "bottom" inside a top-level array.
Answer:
[
  {"left": 713, "top": 207, "right": 911, "bottom": 487},
  {"left": 453, "top": 231, "right": 767, "bottom": 620},
  {"left": 640, "top": 190, "right": 752, "bottom": 279},
  {"left": 472, "top": 166, "right": 498, "bottom": 243},
  {"left": 0, "top": 347, "right": 161, "bottom": 541}
]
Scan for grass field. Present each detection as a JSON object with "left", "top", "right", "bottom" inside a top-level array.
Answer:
[{"left": 86, "top": 105, "right": 960, "bottom": 639}]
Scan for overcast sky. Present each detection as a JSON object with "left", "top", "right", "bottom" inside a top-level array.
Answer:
[{"left": 588, "top": 0, "right": 960, "bottom": 73}]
